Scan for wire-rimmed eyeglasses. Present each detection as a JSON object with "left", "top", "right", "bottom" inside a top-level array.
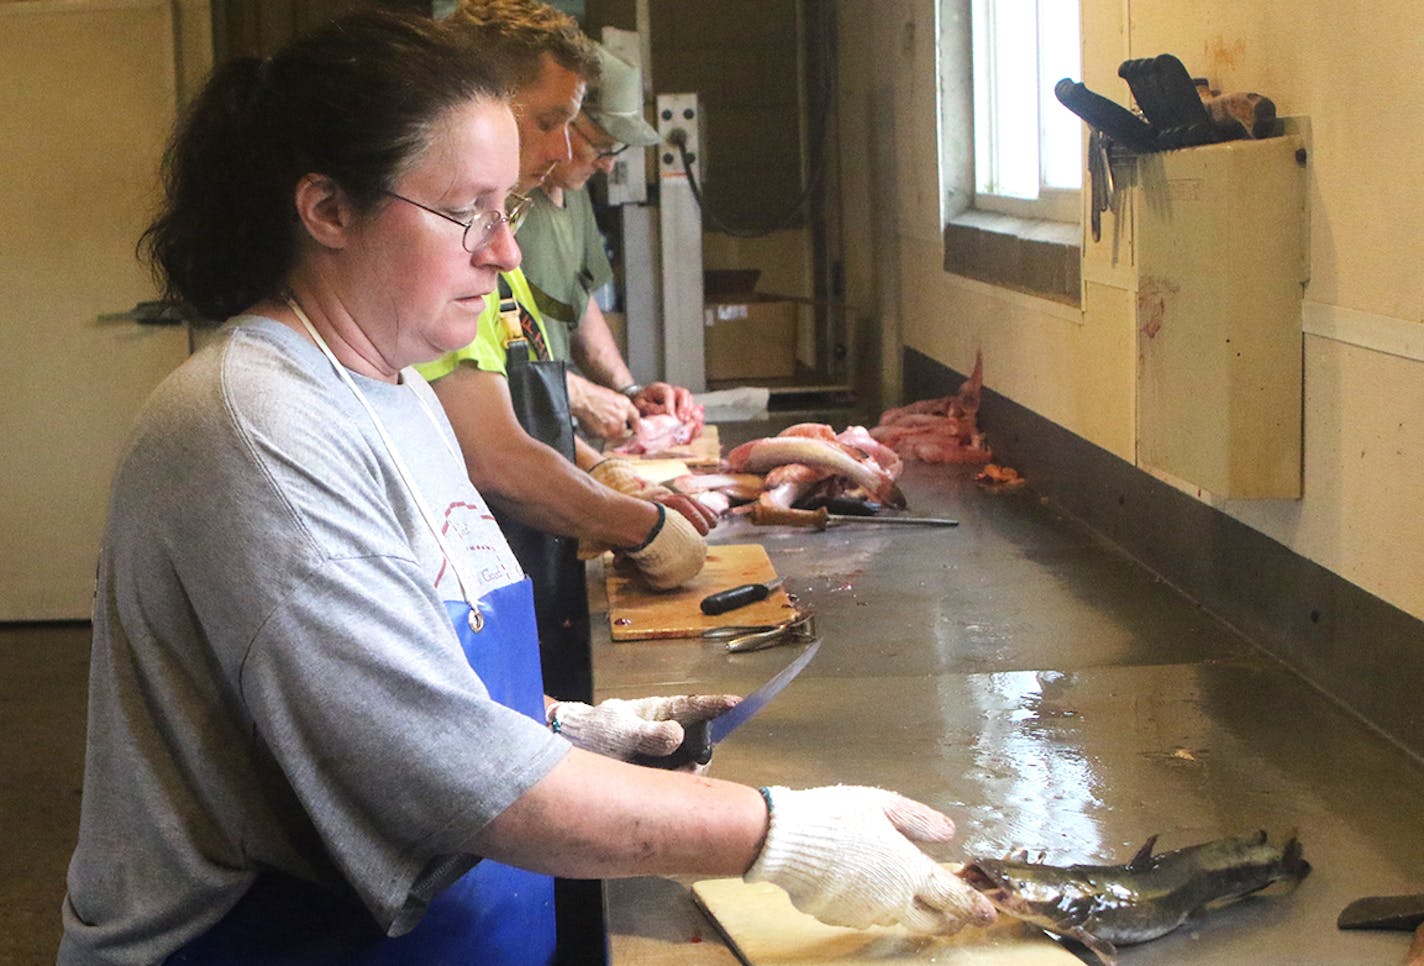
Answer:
[
  {"left": 380, "top": 189, "right": 534, "bottom": 253},
  {"left": 571, "top": 116, "right": 629, "bottom": 161}
]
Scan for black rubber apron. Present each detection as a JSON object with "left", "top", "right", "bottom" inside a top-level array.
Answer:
[
  {"left": 493, "top": 280, "right": 608, "bottom": 966},
  {"left": 492, "top": 279, "right": 593, "bottom": 706}
]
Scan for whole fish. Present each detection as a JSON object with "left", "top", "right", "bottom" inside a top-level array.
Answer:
[{"left": 958, "top": 830, "right": 1310, "bottom": 964}]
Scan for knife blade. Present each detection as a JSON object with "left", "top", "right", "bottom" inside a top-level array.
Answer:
[
  {"left": 631, "top": 639, "right": 820, "bottom": 769},
  {"left": 700, "top": 576, "right": 786, "bottom": 615},
  {"left": 750, "top": 504, "right": 958, "bottom": 529},
  {"left": 1338, "top": 893, "right": 1424, "bottom": 931}
]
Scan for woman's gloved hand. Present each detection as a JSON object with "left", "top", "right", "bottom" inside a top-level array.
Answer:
[
  {"left": 746, "top": 785, "right": 997, "bottom": 934},
  {"left": 547, "top": 693, "right": 740, "bottom": 760},
  {"left": 624, "top": 504, "right": 706, "bottom": 589}
]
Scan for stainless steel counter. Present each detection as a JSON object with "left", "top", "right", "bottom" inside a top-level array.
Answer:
[{"left": 593, "top": 455, "right": 1424, "bottom": 964}]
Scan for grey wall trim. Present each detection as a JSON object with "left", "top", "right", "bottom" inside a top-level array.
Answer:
[{"left": 904, "top": 347, "right": 1424, "bottom": 763}]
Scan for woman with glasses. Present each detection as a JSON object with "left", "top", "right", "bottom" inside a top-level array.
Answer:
[{"left": 58, "top": 10, "right": 994, "bottom": 964}]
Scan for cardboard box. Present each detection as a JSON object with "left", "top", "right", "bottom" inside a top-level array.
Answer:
[{"left": 703, "top": 294, "right": 797, "bottom": 381}]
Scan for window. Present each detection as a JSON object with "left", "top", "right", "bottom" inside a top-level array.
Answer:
[{"left": 970, "top": 0, "right": 1081, "bottom": 223}]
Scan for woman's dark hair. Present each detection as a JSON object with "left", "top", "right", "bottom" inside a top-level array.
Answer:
[{"left": 142, "top": 11, "right": 506, "bottom": 322}]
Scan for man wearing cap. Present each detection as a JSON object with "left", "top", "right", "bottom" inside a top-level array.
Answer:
[
  {"left": 517, "top": 44, "right": 699, "bottom": 440},
  {"left": 423, "top": 0, "right": 716, "bottom": 701}
]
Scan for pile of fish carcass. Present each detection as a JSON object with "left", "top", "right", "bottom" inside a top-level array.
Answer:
[
  {"left": 869, "top": 351, "right": 992, "bottom": 464},
  {"left": 664, "top": 354, "right": 989, "bottom": 516},
  {"left": 671, "top": 423, "right": 905, "bottom": 517}
]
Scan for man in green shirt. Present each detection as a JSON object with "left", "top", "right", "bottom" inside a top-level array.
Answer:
[{"left": 516, "top": 43, "right": 698, "bottom": 440}]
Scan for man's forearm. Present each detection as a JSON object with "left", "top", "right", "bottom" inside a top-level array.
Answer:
[
  {"left": 571, "top": 299, "right": 635, "bottom": 391},
  {"left": 431, "top": 364, "right": 656, "bottom": 547}
]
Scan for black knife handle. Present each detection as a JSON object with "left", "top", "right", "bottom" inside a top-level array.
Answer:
[
  {"left": 700, "top": 583, "right": 770, "bottom": 615},
  {"left": 629, "top": 719, "right": 713, "bottom": 769}
]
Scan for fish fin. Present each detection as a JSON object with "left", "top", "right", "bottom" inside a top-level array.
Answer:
[
  {"left": 1060, "top": 925, "right": 1118, "bottom": 966},
  {"left": 1280, "top": 833, "right": 1311, "bottom": 884},
  {"left": 882, "top": 480, "right": 908, "bottom": 509},
  {"left": 1126, "top": 834, "right": 1159, "bottom": 871}
]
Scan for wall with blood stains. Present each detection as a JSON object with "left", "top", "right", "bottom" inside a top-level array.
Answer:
[{"left": 835, "top": 0, "right": 1424, "bottom": 624}]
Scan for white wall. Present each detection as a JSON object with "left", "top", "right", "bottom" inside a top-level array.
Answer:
[{"left": 836, "top": 0, "right": 1424, "bottom": 622}]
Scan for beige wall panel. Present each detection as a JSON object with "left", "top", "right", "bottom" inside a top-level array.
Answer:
[
  {"left": 1, "top": 0, "right": 191, "bottom": 619},
  {"left": 1123, "top": 1, "right": 1424, "bottom": 322},
  {"left": 888, "top": 0, "right": 943, "bottom": 246},
  {"left": 901, "top": 240, "right": 1137, "bottom": 461},
  {"left": 1227, "top": 335, "right": 1424, "bottom": 620},
  {"left": 1134, "top": 136, "right": 1307, "bottom": 498}
]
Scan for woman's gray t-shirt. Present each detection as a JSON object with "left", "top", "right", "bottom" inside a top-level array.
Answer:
[{"left": 59, "top": 317, "right": 569, "bottom": 964}]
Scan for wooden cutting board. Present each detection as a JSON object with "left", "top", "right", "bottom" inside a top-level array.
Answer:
[
  {"left": 611, "top": 424, "right": 721, "bottom": 467},
  {"left": 692, "top": 875, "right": 1077, "bottom": 964},
  {"left": 606, "top": 543, "right": 795, "bottom": 641},
  {"left": 628, "top": 459, "right": 691, "bottom": 486}
]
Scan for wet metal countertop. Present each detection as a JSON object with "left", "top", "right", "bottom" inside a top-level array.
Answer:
[{"left": 592, "top": 449, "right": 1424, "bottom": 965}]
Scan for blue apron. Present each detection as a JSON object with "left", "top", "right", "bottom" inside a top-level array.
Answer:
[
  {"left": 169, "top": 579, "right": 557, "bottom": 965},
  {"left": 170, "top": 301, "right": 559, "bottom": 963}
]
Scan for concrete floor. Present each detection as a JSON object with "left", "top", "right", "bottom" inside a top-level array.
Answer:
[
  {"left": 2, "top": 620, "right": 88, "bottom": 964},
  {"left": 6, "top": 456, "right": 1424, "bottom": 964}
]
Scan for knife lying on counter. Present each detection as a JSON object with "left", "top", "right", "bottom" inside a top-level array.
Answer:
[
  {"left": 750, "top": 504, "right": 959, "bottom": 529},
  {"left": 700, "top": 576, "right": 786, "bottom": 615},
  {"left": 631, "top": 639, "right": 821, "bottom": 769}
]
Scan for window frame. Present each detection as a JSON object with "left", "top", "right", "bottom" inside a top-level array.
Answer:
[{"left": 967, "top": 0, "right": 1082, "bottom": 225}]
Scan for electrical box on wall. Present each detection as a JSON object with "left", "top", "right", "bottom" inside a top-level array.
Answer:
[{"left": 1099, "top": 133, "right": 1308, "bottom": 499}]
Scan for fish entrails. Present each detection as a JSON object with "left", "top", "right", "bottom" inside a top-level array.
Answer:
[{"left": 958, "top": 831, "right": 1310, "bottom": 964}]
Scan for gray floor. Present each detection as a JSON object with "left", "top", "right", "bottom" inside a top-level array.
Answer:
[
  {"left": 2, "top": 620, "right": 89, "bottom": 964},
  {"left": 7, "top": 454, "right": 1424, "bottom": 963}
]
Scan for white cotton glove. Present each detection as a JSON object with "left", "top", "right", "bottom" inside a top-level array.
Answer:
[
  {"left": 623, "top": 504, "right": 706, "bottom": 590},
  {"left": 548, "top": 693, "right": 740, "bottom": 760},
  {"left": 746, "top": 785, "right": 997, "bottom": 934}
]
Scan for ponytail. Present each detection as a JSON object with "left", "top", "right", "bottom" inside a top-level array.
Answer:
[{"left": 140, "top": 12, "right": 507, "bottom": 323}]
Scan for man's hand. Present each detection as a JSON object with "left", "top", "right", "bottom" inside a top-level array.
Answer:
[
  {"left": 590, "top": 460, "right": 718, "bottom": 535},
  {"left": 569, "top": 372, "right": 638, "bottom": 441},
  {"left": 641, "top": 484, "right": 719, "bottom": 535},
  {"left": 635, "top": 382, "right": 697, "bottom": 420}
]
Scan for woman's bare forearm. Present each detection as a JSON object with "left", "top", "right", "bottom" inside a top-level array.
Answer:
[{"left": 471, "top": 748, "right": 768, "bottom": 879}]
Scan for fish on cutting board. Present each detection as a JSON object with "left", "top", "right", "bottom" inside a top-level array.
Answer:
[{"left": 957, "top": 830, "right": 1311, "bottom": 965}]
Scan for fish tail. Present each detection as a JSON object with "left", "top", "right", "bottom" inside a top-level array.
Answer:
[{"left": 1064, "top": 925, "right": 1118, "bottom": 966}]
